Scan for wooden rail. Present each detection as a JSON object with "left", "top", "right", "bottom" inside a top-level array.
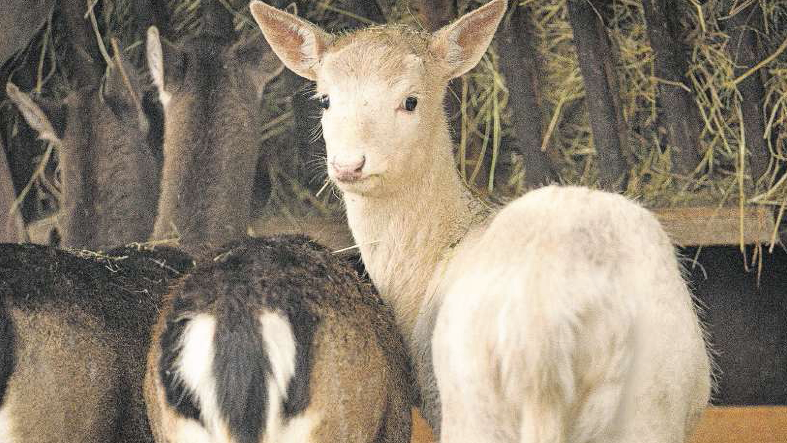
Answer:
[
  {"left": 654, "top": 206, "right": 776, "bottom": 247},
  {"left": 411, "top": 407, "right": 787, "bottom": 443}
]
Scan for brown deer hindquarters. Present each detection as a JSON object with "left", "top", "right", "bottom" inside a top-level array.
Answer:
[
  {"left": 146, "top": 236, "right": 414, "bottom": 443},
  {"left": 0, "top": 243, "right": 193, "bottom": 443}
]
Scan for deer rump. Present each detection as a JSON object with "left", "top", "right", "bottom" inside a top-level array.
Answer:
[
  {"left": 0, "top": 243, "right": 192, "bottom": 443},
  {"left": 145, "top": 236, "right": 415, "bottom": 443}
]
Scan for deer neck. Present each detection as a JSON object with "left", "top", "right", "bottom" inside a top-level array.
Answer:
[{"left": 342, "top": 130, "right": 474, "bottom": 344}]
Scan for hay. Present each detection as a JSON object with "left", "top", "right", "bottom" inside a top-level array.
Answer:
[
  {"left": 512, "top": 0, "right": 787, "bottom": 244},
  {"left": 4, "top": 0, "right": 787, "bottom": 243}
]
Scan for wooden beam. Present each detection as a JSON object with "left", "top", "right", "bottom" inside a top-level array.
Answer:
[
  {"left": 497, "top": 4, "right": 558, "bottom": 188},
  {"left": 411, "top": 407, "right": 787, "bottom": 443},
  {"left": 726, "top": 4, "right": 770, "bottom": 182},
  {"left": 690, "top": 407, "right": 787, "bottom": 443},
  {"left": 641, "top": 0, "right": 703, "bottom": 176},
  {"left": 566, "top": 0, "right": 628, "bottom": 191},
  {"left": 654, "top": 206, "right": 775, "bottom": 247}
]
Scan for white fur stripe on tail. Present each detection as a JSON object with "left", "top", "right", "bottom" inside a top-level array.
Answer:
[{"left": 259, "top": 311, "right": 297, "bottom": 401}]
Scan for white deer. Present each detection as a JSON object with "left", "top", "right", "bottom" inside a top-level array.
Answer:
[{"left": 250, "top": 0, "right": 712, "bottom": 441}]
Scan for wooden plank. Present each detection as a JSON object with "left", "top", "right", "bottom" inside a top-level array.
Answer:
[
  {"left": 654, "top": 206, "right": 775, "bottom": 246},
  {"left": 641, "top": 0, "right": 703, "bottom": 176},
  {"left": 690, "top": 406, "right": 787, "bottom": 443},
  {"left": 498, "top": 3, "right": 558, "bottom": 188},
  {"left": 566, "top": 0, "right": 628, "bottom": 191},
  {"left": 411, "top": 407, "right": 787, "bottom": 443}
]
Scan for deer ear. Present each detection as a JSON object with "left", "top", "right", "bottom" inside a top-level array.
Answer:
[
  {"left": 233, "top": 33, "right": 285, "bottom": 99},
  {"left": 146, "top": 26, "right": 186, "bottom": 108},
  {"left": 6, "top": 82, "right": 67, "bottom": 145},
  {"left": 249, "top": 1, "right": 332, "bottom": 81},
  {"left": 429, "top": 0, "right": 507, "bottom": 79}
]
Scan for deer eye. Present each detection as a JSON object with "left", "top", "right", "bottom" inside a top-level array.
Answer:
[
  {"left": 319, "top": 95, "right": 330, "bottom": 110},
  {"left": 403, "top": 96, "right": 417, "bottom": 112}
]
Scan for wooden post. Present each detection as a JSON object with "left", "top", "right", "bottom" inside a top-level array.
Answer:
[
  {"left": 0, "top": 138, "right": 27, "bottom": 243},
  {"left": 497, "top": 3, "right": 558, "bottom": 188},
  {"left": 566, "top": 0, "right": 628, "bottom": 191},
  {"left": 726, "top": 4, "right": 770, "bottom": 182},
  {"left": 641, "top": 0, "right": 703, "bottom": 177}
]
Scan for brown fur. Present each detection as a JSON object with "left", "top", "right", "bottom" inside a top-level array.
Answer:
[
  {"left": 147, "top": 26, "right": 282, "bottom": 254},
  {"left": 6, "top": 56, "right": 161, "bottom": 250},
  {"left": 0, "top": 243, "right": 193, "bottom": 443},
  {"left": 144, "top": 236, "right": 415, "bottom": 443},
  {"left": 0, "top": 11, "right": 282, "bottom": 443}
]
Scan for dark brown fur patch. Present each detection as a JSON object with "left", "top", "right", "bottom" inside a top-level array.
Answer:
[
  {"left": 0, "top": 243, "right": 193, "bottom": 441},
  {"left": 0, "top": 295, "right": 14, "bottom": 406},
  {"left": 152, "top": 34, "right": 269, "bottom": 253},
  {"left": 160, "top": 235, "right": 414, "bottom": 442}
]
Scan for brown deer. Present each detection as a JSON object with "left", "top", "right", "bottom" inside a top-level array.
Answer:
[
  {"left": 146, "top": 0, "right": 283, "bottom": 254},
  {"left": 6, "top": 51, "right": 162, "bottom": 250},
  {"left": 144, "top": 235, "right": 415, "bottom": 443},
  {"left": 142, "top": 4, "right": 413, "bottom": 441},
  {"left": 1, "top": 4, "right": 413, "bottom": 443},
  {"left": 0, "top": 242, "right": 193, "bottom": 443}
]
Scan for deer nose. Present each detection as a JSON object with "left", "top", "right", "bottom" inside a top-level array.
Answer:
[{"left": 331, "top": 155, "right": 366, "bottom": 182}]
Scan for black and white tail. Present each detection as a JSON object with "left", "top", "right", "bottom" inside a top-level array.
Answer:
[{"left": 159, "top": 297, "right": 312, "bottom": 443}]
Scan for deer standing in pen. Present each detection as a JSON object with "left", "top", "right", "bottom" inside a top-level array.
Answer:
[
  {"left": 1, "top": 5, "right": 414, "bottom": 443},
  {"left": 143, "top": 235, "right": 415, "bottom": 443},
  {"left": 251, "top": 1, "right": 712, "bottom": 441},
  {"left": 145, "top": 0, "right": 284, "bottom": 254},
  {"left": 142, "top": 3, "right": 415, "bottom": 442},
  {"left": 6, "top": 51, "right": 162, "bottom": 250}
]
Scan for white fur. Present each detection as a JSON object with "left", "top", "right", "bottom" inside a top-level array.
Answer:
[
  {"left": 0, "top": 401, "right": 15, "bottom": 443},
  {"left": 255, "top": 0, "right": 711, "bottom": 441},
  {"left": 259, "top": 312, "right": 319, "bottom": 443},
  {"left": 433, "top": 187, "right": 710, "bottom": 443},
  {"left": 171, "top": 313, "right": 317, "bottom": 443},
  {"left": 259, "top": 311, "right": 297, "bottom": 400},
  {"left": 262, "top": 378, "right": 321, "bottom": 443},
  {"left": 173, "top": 417, "right": 215, "bottom": 443},
  {"left": 175, "top": 314, "right": 231, "bottom": 440},
  {"left": 294, "top": 24, "right": 320, "bottom": 72},
  {"left": 272, "top": 412, "right": 320, "bottom": 443}
]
